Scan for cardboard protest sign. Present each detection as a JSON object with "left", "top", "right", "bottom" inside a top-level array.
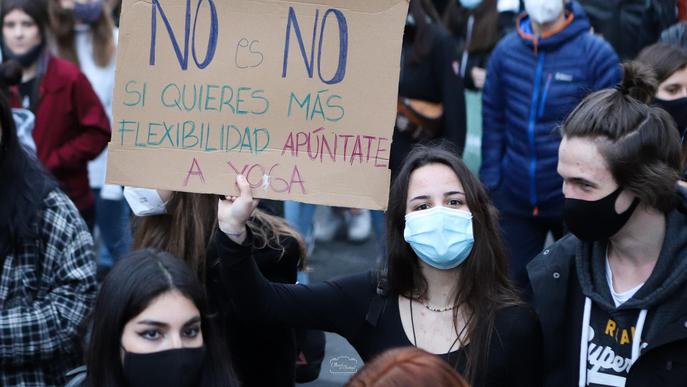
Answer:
[{"left": 106, "top": 0, "right": 409, "bottom": 210}]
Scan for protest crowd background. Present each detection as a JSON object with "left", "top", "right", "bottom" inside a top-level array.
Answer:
[{"left": 1, "top": 0, "right": 687, "bottom": 386}]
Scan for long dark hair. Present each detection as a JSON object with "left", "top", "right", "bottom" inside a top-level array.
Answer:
[
  {"left": 1, "top": 0, "right": 50, "bottom": 111},
  {"left": 133, "top": 192, "right": 305, "bottom": 282},
  {"left": 407, "top": 0, "right": 443, "bottom": 64},
  {"left": 0, "top": 60, "right": 55, "bottom": 257},
  {"left": 86, "top": 249, "right": 238, "bottom": 387},
  {"left": 386, "top": 144, "right": 520, "bottom": 383},
  {"left": 561, "top": 62, "right": 683, "bottom": 212},
  {"left": 49, "top": 0, "right": 116, "bottom": 68},
  {"left": 443, "top": 0, "right": 500, "bottom": 53}
]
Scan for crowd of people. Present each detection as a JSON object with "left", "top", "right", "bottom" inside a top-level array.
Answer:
[{"left": 1, "top": 0, "right": 687, "bottom": 386}]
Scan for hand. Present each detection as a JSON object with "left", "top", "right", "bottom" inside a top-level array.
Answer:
[
  {"left": 218, "top": 175, "right": 259, "bottom": 243},
  {"left": 471, "top": 67, "right": 487, "bottom": 89}
]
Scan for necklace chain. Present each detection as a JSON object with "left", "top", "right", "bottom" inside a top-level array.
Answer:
[
  {"left": 409, "top": 297, "right": 461, "bottom": 355},
  {"left": 417, "top": 299, "right": 460, "bottom": 313}
]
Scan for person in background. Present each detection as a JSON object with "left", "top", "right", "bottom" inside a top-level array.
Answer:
[
  {"left": 346, "top": 347, "right": 470, "bottom": 387},
  {"left": 216, "top": 145, "right": 542, "bottom": 387},
  {"left": 1, "top": 0, "right": 110, "bottom": 229},
  {"left": 661, "top": 21, "right": 687, "bottom": 49},
  {"left": 126, "top": 188, "right": 303, "bottom": 387},
  {"left": 480, "top": 0, "right": 620, "bottom": 296},
  {"left": 637, "top": 43, "right": 687, "bottom": 140},
  {"left": 577, "top": 0, "right": 677, "bottom": 60},
  {"left": 82, "top": 249, "right": 238, "bottom": 387},
  {"left": 49, "top": 0, "right": 131, "bottom": 266},
  {"left": 0, "top": 61, "right": 98, "bottom": 386},
  {"left": 529, "top": 62, "right": 687, "bottom": 387},
  {"left": 441, "top": 0, "right": 507, "bottom": 91}
]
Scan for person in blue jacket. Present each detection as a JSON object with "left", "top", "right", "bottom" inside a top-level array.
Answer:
[{"left": 480, "top": 0, "right": 620, "bottom": 296}]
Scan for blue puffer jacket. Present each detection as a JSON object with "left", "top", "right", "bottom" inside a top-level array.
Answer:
[{"left": 480, "top": 2, "right": 620, "bottom": 218}]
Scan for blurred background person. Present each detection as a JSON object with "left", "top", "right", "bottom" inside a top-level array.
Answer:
[
  {"left": 661, "top": 21, "right": 687, "bottom": 48},
  {"left": 480, "top": 0, "right": 620, "bottom": 296},
  {"left": 49, "top": 0, "right": 131, "bottom": 270},
  {"left": 83, "top": 249, "right": 238, "bottom": 387},
  {"left": 577, "top": 0, "right": 677, "bottom": 60},
  {"left": 346, "top": 347, "right": 470, "bottom": 387},
  {"left": 1, "top": 0, "right": 110, "bottom": 230},
  {"left": 637, "top": 43, "right": 687, "bottom": 140},
  {"left": 0, "top": 61, "right": 97, "bottom": 386},
  {"left": 127, "top": 189, "right": 304, "bottom": 386}
]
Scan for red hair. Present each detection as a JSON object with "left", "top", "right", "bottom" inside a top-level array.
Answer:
[{"left": 345, "top": 347, "right": 469, "bottom": 387}]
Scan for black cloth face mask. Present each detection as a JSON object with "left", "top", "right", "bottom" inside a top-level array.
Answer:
[
  {"left": 655, "top": 97, "right": 687, "bottom": 137},
  {"left": 3, "top": 42, "right": 44, "bottom": 68},
  {"left": 122, "top": 346, "right": 206, "bottom": 387},
  {"left": 563, "top": 187, "right": 640, "bottom": 242}
]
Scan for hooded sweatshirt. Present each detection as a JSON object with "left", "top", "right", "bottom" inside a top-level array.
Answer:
[{"left": 528, "top": 188, "right": 687, "bottom": 387}]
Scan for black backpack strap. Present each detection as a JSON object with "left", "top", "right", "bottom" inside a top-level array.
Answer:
[{"left": 365, "top": 269, "right": 389, "bottom": 327}]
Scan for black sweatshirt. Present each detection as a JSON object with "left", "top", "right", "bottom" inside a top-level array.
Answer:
[
  {"left": 207, "top": 228, "right": 300, "bottom": 387},
  {"left": 216, "top": 231, "right": 543, "bottom": 387}
]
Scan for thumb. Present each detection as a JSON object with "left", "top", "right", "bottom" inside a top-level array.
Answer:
[{"left": 236, "top": 175, "right": 252, "bottom": 200}]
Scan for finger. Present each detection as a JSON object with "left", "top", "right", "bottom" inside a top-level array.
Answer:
[{"left": 236, "top": 175, "right": 252, "bottom": 200}]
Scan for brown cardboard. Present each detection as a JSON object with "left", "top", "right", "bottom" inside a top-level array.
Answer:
[{"left": 106, "top": 0, "right": 409, "bottom": 210}]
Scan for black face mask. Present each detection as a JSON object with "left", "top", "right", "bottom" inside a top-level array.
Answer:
[
  {"left": 656, "top": 97, "right": 687, "bottom": 136},
  {"left": 563, "top": 187, "right": 640, "bottom": 242},
  {"left": 122, "top": 346, "right": 206, "bottom": 387},
  {"left": 3, "top": 42, "right": 44, "bottom": 68}
]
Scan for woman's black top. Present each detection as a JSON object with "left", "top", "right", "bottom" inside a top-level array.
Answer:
[
  {"left": 207, "top": 224, "right": 300, "bottom": 387},
  {"left": 215, "top": 230, "right": 543, "bottom": 387},
  {"left": 391, "top": 22, "right": 467, "bottom": 178}
]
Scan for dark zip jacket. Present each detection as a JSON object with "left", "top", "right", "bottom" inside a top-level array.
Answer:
[
  {"left": 480, "top": 1, "right": 620, "bottom": 218},
  {"left": 528, "top": 188, "right": 687, "bottom": 386}
]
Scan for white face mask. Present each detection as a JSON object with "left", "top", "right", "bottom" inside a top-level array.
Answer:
[
  {"left": 123, "top": 187, "right": 167, "bottom": 216},
  {"left": 524, "top": 0, "right": 565, "bottom": 25}
]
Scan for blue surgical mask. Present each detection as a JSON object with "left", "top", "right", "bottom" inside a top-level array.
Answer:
[
  {"left": 73, "top": 0, "right": 104, "bottom": 25},
  {"left": 459, "top": 0, "right": 483, "bottom": 10},
  {"left": 404, "top": 206, "right": 474, "bottom": 270}
]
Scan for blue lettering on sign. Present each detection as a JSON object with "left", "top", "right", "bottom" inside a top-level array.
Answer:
[
  {"left": 282, "top": 7, "right": 348, "bottom": 85},
  {"left": 150, "top": 0, "right": 219, "bottom": 70}
]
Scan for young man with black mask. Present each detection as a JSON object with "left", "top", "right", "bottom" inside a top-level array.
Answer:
[{"left": 528, "top": 63, "right": 687, "bottom": 387}]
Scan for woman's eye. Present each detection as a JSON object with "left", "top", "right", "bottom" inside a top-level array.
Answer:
[
  {"left": 447, "top": 199, "right": 463, "bottom": 207},
  {"left": 183, "top": 326, "right": 201, "bottom": 338},
  {"left": 139, "top": 330, "right": 162, "bottom": 340},
  {"left": 414, "top": 203, "right": 430, "bottom": 211}
]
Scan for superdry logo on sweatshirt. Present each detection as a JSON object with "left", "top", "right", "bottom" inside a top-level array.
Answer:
[{"left": 586, "top": 308, "right": 647, "bottom": 387}]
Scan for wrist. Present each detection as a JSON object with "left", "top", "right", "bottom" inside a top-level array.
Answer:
[{"left": 221, "top": 221, "right": 246, "bottom": 237}]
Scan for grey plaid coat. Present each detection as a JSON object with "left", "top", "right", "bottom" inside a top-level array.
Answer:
[{"left": 1, "top": 189, "right": 97, "bottom": 386}]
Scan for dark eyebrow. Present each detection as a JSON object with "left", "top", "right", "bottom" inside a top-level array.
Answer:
[
  {"left": 137, "top": 320, "right": 168, "bottom": 328},
  {"left": 183, "top": 316, "right": 201, "bottom": 327},
  {"left": 409, "top": 195, "right": 430, "bottom": 202},
  {"left": 445, "top": 191, "right": 465, "bottom": 196}
]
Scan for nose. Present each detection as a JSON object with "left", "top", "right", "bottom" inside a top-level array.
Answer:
[{"left": 170, "top": 333, "right": 183, "bottom": 349}]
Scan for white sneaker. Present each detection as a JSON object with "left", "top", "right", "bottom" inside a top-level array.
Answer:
[
  {"left": 346, "top": 209, "right": 371, "bottom": 243},
  {"left": 313, "top": 206, "right": 343, "bottom": 242}
]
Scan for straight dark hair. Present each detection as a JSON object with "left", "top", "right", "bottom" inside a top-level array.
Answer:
[
  {"left": 442, "top": 0, "right": 500, "bottom": 53},
  {"left": 636, "top": 43, "right": 687, "bottom": 84},
  {"left": 407, "top": 0, "right": 443, "bottom": 64},
  {"left": 386, "top": 144, "right": 521, "bottom": 384},
  {"left": 86, "top": 249, "right": 238, "bottom": 387},
  {"left": 0, "top": 61, "right": 55, "bottom": 257},
  {"left": 1, "top": 0, "right": 50, "bottom": 111},
  {"left": 561, "top": 62, "right": 683, "bottom": 212}
]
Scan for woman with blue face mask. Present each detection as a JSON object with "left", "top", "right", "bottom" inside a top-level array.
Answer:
[{"left": 214, "top": 145, "right": 543, "bottom": 387}]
